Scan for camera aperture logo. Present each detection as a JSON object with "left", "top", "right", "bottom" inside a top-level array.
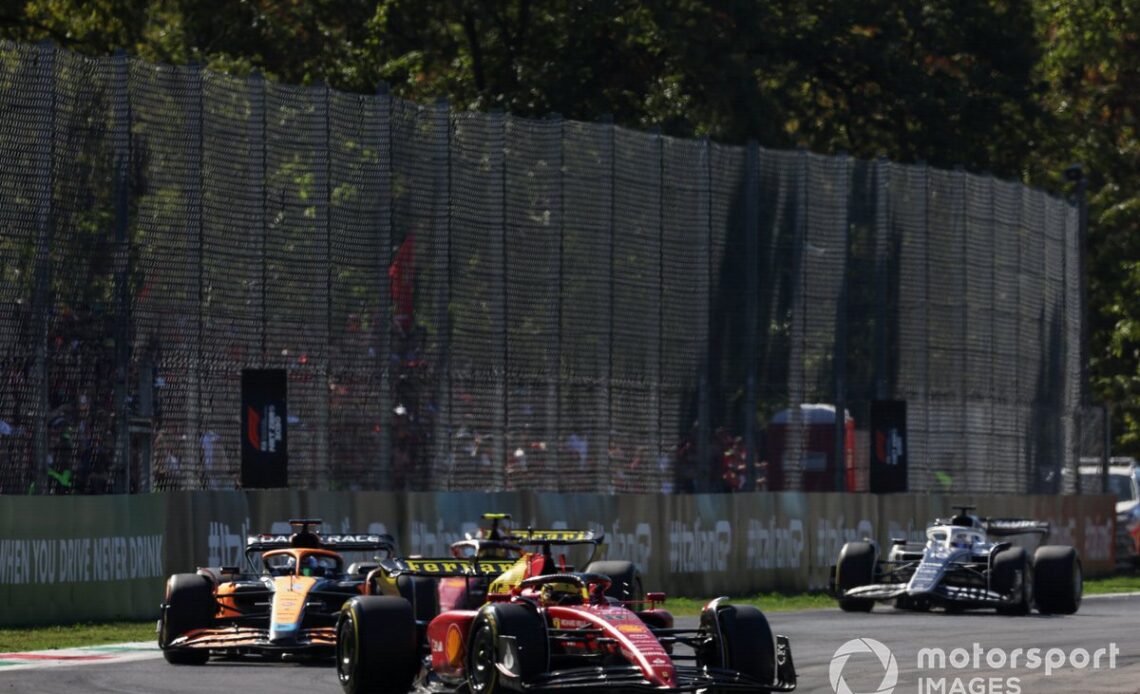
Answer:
[
  {"left": 831, "top": 638, "right": 1120, "bottom": 694},
  {"left": 831, "top": 638, "right": 899, "bottom": 694}
]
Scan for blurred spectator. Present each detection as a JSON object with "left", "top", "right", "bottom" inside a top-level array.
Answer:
[
  {"left": 201, "top": 430, "right": 225, "bottom": 489},
  {"left": 565, "top": 432, "right": 587, "bottom": 470},
  {"left": 716, "top": 427, "right": 747, "bottom": 493},
  {"left": 657, "top": 454, "right": 674, "bottom": 494},
  {"left": 153, "top": 431, "right": 181, "bottom": 490}
]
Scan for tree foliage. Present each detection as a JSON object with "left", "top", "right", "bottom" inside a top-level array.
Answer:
[
  {"left": 2, "top": 0, "right": 1139, "bottom": 452},
  {"left": 1034, "top": 1, "right": 1140, "bottom": 452}
]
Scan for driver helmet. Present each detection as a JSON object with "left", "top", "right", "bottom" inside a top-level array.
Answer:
[
  {"left": 300, "top": 555, "right": 320, "bottom": 577},
  {"left": 951, "top": 533, "right": 972, "bottom": 549},
  {"left": 541, "top": 580, "right": 584, "bottom": 606}
]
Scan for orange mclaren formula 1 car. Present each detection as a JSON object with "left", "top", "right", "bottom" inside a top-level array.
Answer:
[
  {"left": 158, "top": 519, "right": 399, "bottom": 664},
  {"left": 335, "top": 543, "right": 797, "bottom": 694}
]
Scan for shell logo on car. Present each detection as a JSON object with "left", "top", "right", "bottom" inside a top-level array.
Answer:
[{"left": 445, "top": 624, "right": 465, "bottom": 666}]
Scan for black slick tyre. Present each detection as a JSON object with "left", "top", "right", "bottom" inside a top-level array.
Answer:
[
  {"left": 991, "top": 546, "right": 1032, "bottom": 616},
  {"left": 396, "top": 574, "right": 440, "bottom": 622},
  {"left": 701, "top": 604, "right": 776, "bottom": 685},
  {"left": 159, "top": 573, "right": 215, "bottom": 665},
  {"left": 336, "top": 596, "right": 418, "bottom": 694},
  {"left": 584, "top": 560, "right": 644, "bottom": 602},
  {"left": 467, "top": 603, "right": 548, "bottom": 694},
  {"left": 1034, "top": 545, "right": 1082, "bottom": 615},
  {"left": 836, "top": 542, "right": 875, "bottom": 612}
]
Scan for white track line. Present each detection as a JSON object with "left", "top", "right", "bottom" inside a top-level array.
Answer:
[{"left": 0, "top": 641, "right": 160, "bottom": 672}]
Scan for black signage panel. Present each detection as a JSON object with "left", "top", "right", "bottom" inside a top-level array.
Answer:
[
  {"left": 870, "top": 400, "right": 907, "bottom": 493},
  {"left": 241, "top": 369, "right": 288, "bottom": 488}
]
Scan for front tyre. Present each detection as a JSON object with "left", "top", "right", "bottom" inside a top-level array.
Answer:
[
  {"left": 991, "top": 547, "right": 1032, "bottom": 616},
  {"left": 835, "top": 542, "right": 876, "bottom": 612},
  {"left": 159, "top": 573, "right": 214, "bottom": 665},
  {"left": 467, "top": 603, "right": 549, "bottom": 694},
  {"left": 699, "top": 603, "right": 776, "bottom": 685},
  {"left": 1034, "top": 546, "right": 1082, "bottom": 615},
  {"left": 336, "top": 596, "right": 418, "bottom": 694}
]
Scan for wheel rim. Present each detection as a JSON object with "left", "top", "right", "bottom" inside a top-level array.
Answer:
[
  {"left": 469, "top": 623, "right": 497, "bottom": 693},
  {"left": 337, "top": 613, "right": 356, "bottom": 685},
  {"left": 1023, "top": 564, "right": 1033, "bottom": 609}
]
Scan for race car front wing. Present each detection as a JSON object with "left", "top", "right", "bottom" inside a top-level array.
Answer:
[
  {"left": 165, "top": 626, "right": 336, "bottom": 656},
  {"left": 842, "top": 582, "right": 1014, "bottom": 606},
  {"left": 505, "top": 635, "right": 796, "bottom": 693}
]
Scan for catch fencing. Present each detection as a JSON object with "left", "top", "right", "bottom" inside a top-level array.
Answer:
[{"left": 0, "top": 41, "right": 1090, "bottom": 494}]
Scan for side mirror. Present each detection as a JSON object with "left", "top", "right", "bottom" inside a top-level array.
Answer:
[{"left": 646, "top": 591, "right": 666, "bottom": 605}]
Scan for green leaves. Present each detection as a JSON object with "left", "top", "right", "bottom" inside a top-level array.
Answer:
[
  {"left": 1034, "top": 0, "right": 1140, "bottom": 453},
  {"left": 4, "top": 0, "right": 1140, "bottom": 452}
]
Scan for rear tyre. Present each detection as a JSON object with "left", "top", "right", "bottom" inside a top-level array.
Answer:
[
  {"left": 584, "top": 560, "right": 644, "bottom": 602},
  {"left": 396, "top": 574, "right": 440, "bottom": 622},
  {"left": 699, "top": 604, "right": 776, "bottom": 685},
  {"left": 336, "top": 596, "right": 419, "bottom": 694},
  {"left": 835, "top": 542, "right": 876, "bottom": 612},
  {"left": 991, "top": 547, "right": 1032, "bottom": 616},
  {"left": 159, "top": 573, "right": 215, "bottom": 665},
  {"left": 1034, "top": 546, "right": 1082, "bottom": 615},
  {"left": 467, "top": 603, "right": 549, "bottom": 694}
]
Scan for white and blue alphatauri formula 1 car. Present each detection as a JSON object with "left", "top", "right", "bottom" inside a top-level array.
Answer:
[{"left": 831, "top": 507, "right": 1082, "bottom": 615}]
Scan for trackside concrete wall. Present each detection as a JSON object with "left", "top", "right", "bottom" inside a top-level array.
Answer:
[{"left": 0, "top": 492, "right": 1114, "bottom": 626}]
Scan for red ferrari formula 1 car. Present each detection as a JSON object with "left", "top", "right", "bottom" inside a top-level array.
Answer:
[
  {"left": 439, "top": 515, "right": 641, "bottom": 611},
  {"left": 335, "top": 548, "right": 796, "bottom": 694},
  {"left": 158, "top": 519, "right": 398, "bottom": 664}
]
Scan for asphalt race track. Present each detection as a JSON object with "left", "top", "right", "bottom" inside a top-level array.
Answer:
[{"left": 3, "top": 594, "right": 1138, "bottom": 694}]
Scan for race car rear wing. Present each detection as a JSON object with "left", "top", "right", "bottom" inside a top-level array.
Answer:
[
  {"left": 246, "top": 532, "right": 399, "bottom": 553},
  {"left": 378, "top": 557, "right": 520, "bottom": 578},
  {"left": 982, "top": 518, "right": 1051, "bottom": 537},
  {"left": 245, "top": 520, "right": 399, "bottom": 554},
  {"left": 507, "top": 528, "right": 602, "bottom": 545}
]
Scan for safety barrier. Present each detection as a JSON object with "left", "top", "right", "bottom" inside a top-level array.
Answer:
[{"left": 0, "top": 491, "right": 1114, "bottom": 626}]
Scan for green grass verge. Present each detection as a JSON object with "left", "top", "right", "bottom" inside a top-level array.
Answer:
[
  {"left": 6, "top": 577, "right": 1136, "bottom": 651},
  {"left": 0, "top": 621, "right": 157, "bottom": 652},
  {"left": 660, "top": 592, "right": 834, "bottom": 616},
  {"left": 0, "top": 595, "right": 830, "bottom": 652},
  {"left": 1084, "top": 573, "right": 1140, "bottom": 595}
]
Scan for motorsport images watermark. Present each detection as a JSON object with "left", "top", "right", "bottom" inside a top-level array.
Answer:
[{"left": 829, "top": 637, "right": 1120, "bottom": 694}]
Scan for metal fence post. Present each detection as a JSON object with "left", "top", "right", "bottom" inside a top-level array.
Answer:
[
  {"left": 500, "top": 111, "right": 509, "bottom": 490},
  {"left": 31, "top": 41, "right": 57, "bottom": 494},
  {"left": 656, "top": 126, "right": 665, "bottom": 492},
  {"left": 834, "top": 153, "right": 850, "bottom": 492},
  {"left": 874, "top": 158, "right": 890, "bottom": 402},
  {"left": 111, "top": 49, "right": 132, "bottom": 494},
  {"left": 255, "top": 71, "right": 269, "bottom": 366},
  {"left": 553, "top": 113, "right": 565, "bottom": 489},
  {"left": 323, "top": 82, "right": 333, "bottom": 489},
  {"left": 376, "top": 82, "right": 393, "bottom": 488},
  {"left": 697, "top": 136, "right": 712, "bottom": 493},
  {"left": 437, "top": 97, "right": 452, "bottom": 490},
  {"left": 1071, "top": 165, "right": 1089, "bottom": 406},
  {"left": 192, "top": 62, "right": 205, "bottom": 493},
  {"left": 921, "top": 162, "right": 932, "bottom": 490},
  {"left": 605, "top": 115, "right": 616, "bottom": 492},
  {"left": 744, "top": 141, "right": 760, "bottom": 489}
]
